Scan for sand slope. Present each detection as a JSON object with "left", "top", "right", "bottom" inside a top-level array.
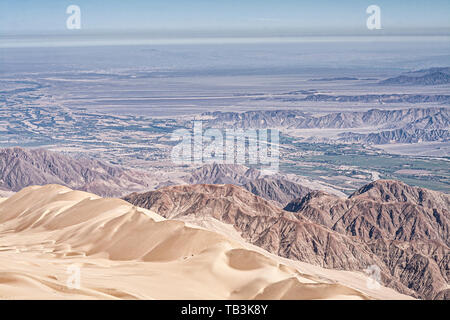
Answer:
[{"left": 0, "top": 185, "right": 410, "bottom": 299}]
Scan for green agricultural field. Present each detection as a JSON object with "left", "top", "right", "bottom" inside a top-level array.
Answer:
[{"left": 280, "top": 136, "right": 449, "bottom": 194}]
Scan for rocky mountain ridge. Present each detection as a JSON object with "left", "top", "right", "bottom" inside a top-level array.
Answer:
[
  {"left": 202, "top": 107, "right": 449, "bottom": 132},
  {"left": 0, "top": 147, "right": 154, "bottom": 197}
]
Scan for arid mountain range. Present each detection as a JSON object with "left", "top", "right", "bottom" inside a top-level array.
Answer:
[
  {"left": 0, "top": 147, "right": 155, "bottom": 198},
  {"left": 202, "top": 107, "right": 449, "bottom": 145},
  {"left": 379, "top": 67, "right": 450, "bottom": 85},
  {"left": 203, "top": 107, "right": 449, "bottom": 130},
  {"left": 0, "top": 148, "right": 334, "bottom": 205},
  {"left": 338, "top": 128, "right": 449, "bottom": 144},
  {"left": 124, "top": 180, "right": 449, "bottom": 299}
]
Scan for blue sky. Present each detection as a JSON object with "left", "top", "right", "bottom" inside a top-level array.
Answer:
[{"left": 1, "top": 0, "right": 449, "bottom": 34}]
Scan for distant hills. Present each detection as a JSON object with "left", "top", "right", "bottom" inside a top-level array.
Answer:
[
  {"left": 309, "top": 77, "right": 359, "bottom": 81},
  {"left": 307, "top": 68, "right": 450, "bottom": 85},
  {"left": 188, "top": 163, "right": 319, "bottom": 206},
  {"left": 298, "top": 94, "right": 450, "bottom": 104},
  {"left": 188, "top": 163, "right": 260, "bottom": 185},
  {"left": 202, "top": 107, "right": 449, "bottom": 145},
  {"left": 339, "top": 128, "right": 449, "bottom": 144},
  {"left": 124, "top": 180, "right": 450, "bottom": 299},
  {"left": 0, "top": 149, "right": 326, "bottom": 206},
  {"left": 0, "top": 147, "right": 155, "bottom": 197},
  {"left": 203, "top": 107, "right": 449, "bottom": 130},
  {"left": 380, "top": 67, "right": 450, "bottom": 85}
]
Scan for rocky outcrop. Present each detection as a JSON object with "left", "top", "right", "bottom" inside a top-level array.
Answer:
[
  {"left": 242, "top": 177, "right": 312, "bottom": 207},
  {"left": 285, "top": 180, "right": 450, "bottom": 299},
  {"left": 188, "top": 163, "right": 261, "bottom": 185}
]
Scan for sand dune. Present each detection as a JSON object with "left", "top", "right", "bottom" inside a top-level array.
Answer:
[{"left": 0, "top": 185, "right": 411, "bottom": 299}]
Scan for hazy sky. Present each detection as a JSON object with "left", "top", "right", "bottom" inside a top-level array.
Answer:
[{"left": 1, "top": 0, "right": 450, "bottom": 34}]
